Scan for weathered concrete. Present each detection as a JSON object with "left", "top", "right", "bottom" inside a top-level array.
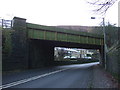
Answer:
[{"left": 28, "top": 39, "right": 54, "bottom": 69}]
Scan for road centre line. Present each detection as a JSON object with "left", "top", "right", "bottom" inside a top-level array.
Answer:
[
  {"left": 1, "top": 68, "right": 70, "bottom": 89},
  {"left": 1, "top": 62, "right": 98, "bottom": 89}
]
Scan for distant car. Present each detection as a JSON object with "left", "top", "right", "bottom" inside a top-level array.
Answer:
[
  {"left": 84, "top": 57, "right": 92, "bottom": 59},
  {"left": 70, "top": 56, "right": 76, "bottom": 59},
  {"left": 64, "top": 56, "right": 70, "bottom": 59}
]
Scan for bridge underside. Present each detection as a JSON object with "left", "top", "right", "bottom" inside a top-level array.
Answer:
[
  {"left": 28, "top": 39, "right": 104, "bottom": 69},
  {"left": 30, "top": 39, "right": 102, "bottom": 49}
]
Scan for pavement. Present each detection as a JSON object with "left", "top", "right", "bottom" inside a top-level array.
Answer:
[
  {"left": 2, "top": 62, "right": 119, "bottom": 89},
  {"left": 92, "top": 64, "right": 119, "bottom": 88}
]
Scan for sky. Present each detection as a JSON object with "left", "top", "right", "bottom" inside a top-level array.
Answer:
[{"left": 0, "top": 0, "right": 119, "bottom": 26}]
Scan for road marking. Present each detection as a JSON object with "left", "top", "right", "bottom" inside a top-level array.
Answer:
[{"left": 1, "top": 68, "right": 70, "bottom": 89}]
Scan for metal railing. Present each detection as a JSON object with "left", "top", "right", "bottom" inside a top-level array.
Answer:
[{"left": 0, "top": 19, "right": 12, "bottom": 29}]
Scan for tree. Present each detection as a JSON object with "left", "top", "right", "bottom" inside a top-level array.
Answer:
[
  {"left": 56, "top": 48, "right": 66, "bottom": 61},
  {"left": 87, "top": 0, "right": 118, "bottom": 15},
  {"left": 105, "top": 23, "right": 118, "bottom": 48}
]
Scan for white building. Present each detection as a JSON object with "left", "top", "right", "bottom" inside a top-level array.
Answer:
[{"left": 54, "top": 47, "right": 94, "bottom": 59}]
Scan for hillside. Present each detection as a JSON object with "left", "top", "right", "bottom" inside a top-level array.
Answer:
[{"left": 55, "top": 26, "right": 103, "bottom": 35}]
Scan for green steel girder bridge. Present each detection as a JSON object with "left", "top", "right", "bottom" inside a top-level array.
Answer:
[
  {"left": 27, "top": 23, "right": 103, "bottom": 47},
  {"left": 12, "top": 17, "right": 104, "bottom": 69}
]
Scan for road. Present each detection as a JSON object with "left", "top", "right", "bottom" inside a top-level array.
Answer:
[{"left": 2, "top": 62, "right": 117, "bottom": 88}]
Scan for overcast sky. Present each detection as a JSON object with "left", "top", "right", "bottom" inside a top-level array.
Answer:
[{"left": 0, "top": 0, "right": 119, "bottom": 26}]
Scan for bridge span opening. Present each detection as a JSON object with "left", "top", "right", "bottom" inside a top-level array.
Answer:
[
  {"left": 27, "top": 39, "right": 103, "bottom": 69},
  {"left": 54, "top": 47, "right": 100, "bottom": 65}
]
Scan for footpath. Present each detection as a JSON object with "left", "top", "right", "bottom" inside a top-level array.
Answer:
[{"left": 92, "top": 64, "right": 120, "bottom": 88}]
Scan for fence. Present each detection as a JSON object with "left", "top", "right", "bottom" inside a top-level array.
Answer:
[{"left": 0, "top": 19, "right": 12, "bottom": 29}]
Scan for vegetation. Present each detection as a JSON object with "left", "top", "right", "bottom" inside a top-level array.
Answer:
[
  {"left": 105, "top": 23, "right": 118, "bottom": 49},
  {"left": 87, "top": 0, "right": 118, "bottom": 15},
  {"left": 55, "top": 49, "right": 66, "bottom": 61},
  {"left": 2, "top": 29, "right": 13, "bottom": 55},
  {"left": 111, "top": 72, "right": 120, "bottom": 83}
]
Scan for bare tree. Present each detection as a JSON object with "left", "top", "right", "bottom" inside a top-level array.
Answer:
[{"left": 87, "top": 0, "right": 118, "bottom": 15}]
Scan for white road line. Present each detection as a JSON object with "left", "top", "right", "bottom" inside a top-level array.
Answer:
[{"left": 1, "top": 68, "right": 70, "bottom": 89}]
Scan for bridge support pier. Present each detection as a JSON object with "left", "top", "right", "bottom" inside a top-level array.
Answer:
[{"left": 28, "top": 40, "right": 54, "bottom": 69}]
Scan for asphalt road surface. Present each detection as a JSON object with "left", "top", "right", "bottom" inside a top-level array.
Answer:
[{"left": 2, "top": 62, "right": 116, "bottom": 89}]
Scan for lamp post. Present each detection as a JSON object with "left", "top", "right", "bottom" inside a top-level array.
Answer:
[{"left": 91, "top": 17, "right": 107, "bottom": 70}]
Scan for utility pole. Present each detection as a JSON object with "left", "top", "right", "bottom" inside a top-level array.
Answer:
[
  {"left": 91, "top": 17, "right": 107, "bottom": 69},
  {"left": 103, "top": 18, "right": 107, "bottom": 70}
]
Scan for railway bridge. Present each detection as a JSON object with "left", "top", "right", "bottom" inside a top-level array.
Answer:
[{"left": 3, "top": 17, "right": 104, "bottom": 70}]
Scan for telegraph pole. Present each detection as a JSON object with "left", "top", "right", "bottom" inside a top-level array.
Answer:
[
  {"left": 91, "top": 17, "right": 107, "bottom": 69},
  {"left": 103, "top": 18, "right": 107, "bottom": 70}
]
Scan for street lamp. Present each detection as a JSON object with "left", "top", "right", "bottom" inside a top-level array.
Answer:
[{"left": 91, "top": 17, "right": 107, "bottom": 70}]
